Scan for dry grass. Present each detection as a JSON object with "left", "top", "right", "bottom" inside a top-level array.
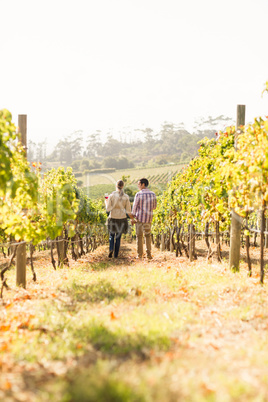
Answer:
[{"left": 0, "top": 240, "right": 268, "bottom": 401}]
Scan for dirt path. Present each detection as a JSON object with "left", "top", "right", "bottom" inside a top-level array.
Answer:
[{"left": 0, "top": 240, "right": 268, "bottom": 401}]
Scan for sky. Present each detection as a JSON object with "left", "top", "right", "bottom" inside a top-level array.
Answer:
[{"left": 1, "top": 0, "right": 268, "bottom": 150}]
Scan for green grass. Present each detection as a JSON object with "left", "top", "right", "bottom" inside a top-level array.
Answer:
[
  {"left": 62, "top": 365, "right": 147, "bottom": 402},
  {"left": 69, "top": 279, "right": 129, "bottom": 302},
  {"left": 83, "top": 183, "right": 115, "bottom": 199}
]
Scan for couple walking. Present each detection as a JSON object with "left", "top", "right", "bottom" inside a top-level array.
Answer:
[{"left": 105, "top": 178, "right": 157, "bottom": 259}]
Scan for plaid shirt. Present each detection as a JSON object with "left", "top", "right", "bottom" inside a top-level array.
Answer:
[{"left": 132, "top": 189, "right": 157, "bottom": 223}]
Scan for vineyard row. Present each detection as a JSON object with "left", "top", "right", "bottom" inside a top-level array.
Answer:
[
  {"left": 152, "top": 115, "right": 268, "bottom": 283},
  {"left": 0, "top": 110, "right": 108, "bottom": 295}
]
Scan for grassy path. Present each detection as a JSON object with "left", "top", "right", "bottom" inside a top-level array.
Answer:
[{"left": 0, "top": 241, "right": 268, "bottom": 401}]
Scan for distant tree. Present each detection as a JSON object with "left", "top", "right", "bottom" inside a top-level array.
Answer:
[
  {"left": 46, "top": 148, "right": 58, "bottom": 162},
  {"left": 102, "top": 156, "right": 134, "bottom": 169},
  {"left": 180, "top": 151, "right": 191, "bottom": 163},
  {"left": 136, "top": 127, "right": 156, "bottom": 151},
  {"left": 103, "top": 157, "right": 117, "bottom": 168},
  {"left": 159, "top": 122, "right": 191, "bottom": 154},
  {"left": 91, "top": 160, "right": 101, "bottom": 169},
  {"left": 157, "top": 157, "right": 168, "bottom": 165},
  {"left": 69, "top": 131, "right": 83, "bottom": 160},
  {"left": 100, "top": 136, "right": 122, "bottom": 157},
  {"left": 81, "top": 159, "right": 90, "bottom": 170},
  {"left": 117, "top": 157, "right": 134, "bottom": 169},
  {"left": 71, "top": 160, "right": 80, "bottom": 171},
  {"left": 57, "top": 139, "right": 72, "bottom": 164},
  {"left": 86, "top": 131, "right": 102, "bottom": 157},
  {"left": 53, "top": 131, "right": 83, "bottom": 164}
]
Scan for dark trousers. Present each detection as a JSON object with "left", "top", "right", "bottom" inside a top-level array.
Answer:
[{"left": 109, "top": 232, "right": 122, "bottom": 257}]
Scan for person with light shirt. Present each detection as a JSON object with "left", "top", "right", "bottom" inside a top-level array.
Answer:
[
  {"left": 131, "top": 178, "right": 157, "bottom": 260},
  {"left": 105, "top": 180, "right": 135, "bottom": 258}
]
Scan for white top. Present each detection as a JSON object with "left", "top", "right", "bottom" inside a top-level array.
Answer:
[{"left": 105, "top": 190, "right": 132, "bottom": 219}]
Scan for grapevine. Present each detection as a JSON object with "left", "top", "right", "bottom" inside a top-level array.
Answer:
[{"left": 0, "top": 110, "right": 107, "bottom": 295}]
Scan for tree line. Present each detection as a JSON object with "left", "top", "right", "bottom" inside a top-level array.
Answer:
[{"left": 28, "top": 116, "right": 234, "bottom": 171}]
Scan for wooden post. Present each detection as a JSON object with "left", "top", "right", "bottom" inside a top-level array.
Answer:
[
  {"left": 170, "top": 228, "right": 174, "bottom": 253},
  {"left": 74, "top": 233, "right": 79, "bottom": 259},
  {"left": 16, "top": 115, "right": 27, "bottom": 286},
  {"left": 189, "top": 224, "right": 194, "bottom": 262},
  {"left": 57, "top": 235, "right": 65, "bottom": 267},
  {"left": 260, "top": 202, "right": 266, "bottom": 283},
  {"left": 215, "top": 221, "right": 222, "bottom": 262},
  {"left": 16, "top": 114, "right": 27, "bottom": 288},
  {"left": 245, "top": 214, "right": 252, "bottom": 276},
  {"left": 16, "top": 242, "right": 26, "bottom": 288},
  {"left": 229, "top": 105, "right": 245, "bottom": 271},
  {"left": 265, "top": 218, "right": 268, "bottom": 248},
  {"left": 160, "top": 233, "right": 165, "bottom": 252}
]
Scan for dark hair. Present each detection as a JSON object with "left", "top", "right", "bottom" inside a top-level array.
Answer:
[
  {"left": 139, "top": 178, "right": 149, "bottom": 187},
  {"left": 116, "top": 180, "right": 124, "bottom": 189}
]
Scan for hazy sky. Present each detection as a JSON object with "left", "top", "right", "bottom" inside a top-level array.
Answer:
[{"left": 1, "top": 0, "right": 268, "bottom": 148}]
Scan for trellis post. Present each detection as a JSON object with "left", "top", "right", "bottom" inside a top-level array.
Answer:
[
  {"left": 189, "top": 223, "right": 194, "bottom": 262},
  {"left": 229, "top": 105, "right": 245, "bottom": 271},
  {"left": 160, "top": 233, "right": 165, "bottom": 251},
  {"left": 16, "top": 115, "right": 27, "bottom": 288},
  {"left": 170, "top": 228, "right": 174, "bottom": 252},
  {"left": 265, "top": 218, "right": 268, "bottom": 248}
]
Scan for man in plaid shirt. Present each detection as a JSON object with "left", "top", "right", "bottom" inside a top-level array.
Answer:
[{"left": 131, "top": 178, "right": 157, "bottom": 259}]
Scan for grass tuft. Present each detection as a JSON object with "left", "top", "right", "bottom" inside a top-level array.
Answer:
[
  {"left": 62, "top": 364, "right": 146, "bottom": 402},
  {"left": 68, "top": 279, "right": 129, "bottom": 303}
]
